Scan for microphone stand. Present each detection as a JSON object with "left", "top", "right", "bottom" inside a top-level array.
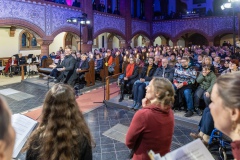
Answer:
[
  {"left": 39, "top": 73, "right": 55, "bottom": 90},
  {"left": 94, "top": 57, "right": 107, "bottom": 107}
]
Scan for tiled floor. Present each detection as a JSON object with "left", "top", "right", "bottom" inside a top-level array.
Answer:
[{"left": 0, "top": 78, "right": 232, "bottom": 160}]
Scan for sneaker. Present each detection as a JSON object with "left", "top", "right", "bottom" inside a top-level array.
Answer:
[
  {"left": 134, "top": 103, "right": 141, "bottom": 110},
  {"left": 195, "top": 108, "right": 203, "bottom": 116},
  {"left": 184, "top": 110, "right": 193, "bottom": 117}
]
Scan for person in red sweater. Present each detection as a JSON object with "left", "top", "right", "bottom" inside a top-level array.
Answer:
[
  {"left": 125, "top": 77, "right": 175, "bottom": 160},
  {"left": 210, "top": 72, "right": 240, "bottom": 160},
  {"left": 4, "top": 56, "right": 18, "bottom": 76}
]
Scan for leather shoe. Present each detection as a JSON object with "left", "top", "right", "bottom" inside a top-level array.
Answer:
[{"left": 184, "top": 110, "right": 193, "bottom": 117}]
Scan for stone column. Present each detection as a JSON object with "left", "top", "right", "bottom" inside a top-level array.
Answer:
[
  {"left": 37, "top": 39, "right": 53, "bottom": 57},
  {"left": 120, "top": 0, "right": 131, "bottom": 48}
]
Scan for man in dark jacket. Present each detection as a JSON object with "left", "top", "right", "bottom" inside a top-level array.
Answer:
[
  {"left": 153, "top": 57, "right": 174, "bottom": 82},
  {"left": 54, "top": 48, "right": 76, "bottom": 86},
  {"left": 131, "top": 57, "right": 157, "bottom": 110}
]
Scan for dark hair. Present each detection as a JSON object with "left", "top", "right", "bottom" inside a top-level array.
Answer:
[
  {"left": 0, "top": 97, "right": 11, "bottom": 147},
  {"left": 215, "top": 72, "right": 240, "bottom": 109},
  {"left": 202, "top": 65, "right": 210, "bottom": 70},
  {"left": 23, "top": 84, "right": 94, "bottom": 159}
]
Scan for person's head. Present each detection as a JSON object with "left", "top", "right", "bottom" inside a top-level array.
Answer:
[
  {"left": 76, "top": 52, "right": 81, "bottom": 58},
  {"left": 198, "top": 55, "right": 203, "bottom": 62},
  {"left": 177, "top": 56, "right": 182, "bottom": 63},
  {"left": 224, "top": 60, "right": 230, "bottom": 68},
  {"left": 202, "top": 65, "right": 210, "bottom": 74},
  {"left": 170, "top": 54, "right": 176, "bottom": 61},
  {"left": 214, "top": 56, "right": 221, "bottom": 63},
  {"left": 0, "top": 97, "right": 15, "bottom": 160},
  {"left": 18, "top": 53, "right": 22, "bottom": 58},
  {"left": 181, "top": 56, "right": 190, "bottom": 68},
  {"left": 129, "top": 57, "right": 135, "bottom": 64},
  {"left": 107, "top": 50, "right": 111, "bottom": 57},
  {"left": 229, "top": 60, "right": 238, "bottom": 71},
  {"left": 23, "top": 84, "right": 94, "bottom": 159},
  {"left": 211, "top": 52, "right": 217, "bottom": 58},
  {"left": 154, "top": 55, "right": 160, "bottom": 62},
  {"left": 161, "top": 57, "right": 168, "bottom": 68},
  {"left": 203, "top": 56, "right": 212, "bottom": 65},
  {"left": 12, "top": 56, "right": 15, "bottom": 60},
  {"left": 145, "top": 77, "right": 175, "bottom": 108},
  {"left": 96, "top": 53, "right": 101, "bottom": 59},
  {"left": 148, "top": 57, "right": 154, "bottom": 65},
  {"left": 64, "top": 48, "right": 71, "bottom": 56},
  {"left": 81, "top": 53, "right": 88, "bottom": 61},
  {"left": 210, "top": 72, "right": 240, "bottom": 141}
]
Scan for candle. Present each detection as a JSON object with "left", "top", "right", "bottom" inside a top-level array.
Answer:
[{"left": 147, "top": 53, "right": 149, "bottom": 57}]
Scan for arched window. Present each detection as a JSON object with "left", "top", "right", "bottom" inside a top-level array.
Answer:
[{"left": 19, "top": 31, "right": 40, "bottom": 50}]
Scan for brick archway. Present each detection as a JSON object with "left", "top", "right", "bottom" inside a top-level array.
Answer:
[
  {"left": 0, "top": 18, "right": 45, "bottom": 38},
  {"left": 131, "top": 31, "right": 151, "bottom": 41},
  {"left": 173, "top": 29, "right": 210, "bottom": 42},
  {"left": 51, "top": 26, "right": 80, "bottom": 39},
  {"left": 93, "top": 28, "right": 126, "bottom": 40},
  {"left": 152, "top": 32, "right": 172, "bottom": 42}
]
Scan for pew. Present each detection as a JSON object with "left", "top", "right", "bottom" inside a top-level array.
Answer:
[
  {"left": 84, "top": 59, "right": 95, "bottom": 87},
  {"left": 114, "top": 56, "right": 120, "bottom": 75},
  {"left": 100, "top": 57, "right": 109, "bottom": 82}
]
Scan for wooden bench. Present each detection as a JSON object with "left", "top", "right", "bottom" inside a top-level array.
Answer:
[
  {"left": 84, "top": 59, "right": 95, "bottom": 87},
  {"left": 100, "top": 57, "right": 109, "bottom": 82},
  {"left": 114, "top": 56, "right": 120, "bottom": 75}
]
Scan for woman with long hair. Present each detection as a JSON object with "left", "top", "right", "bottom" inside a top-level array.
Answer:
[
  {"left": 126, "top": 77, "right": 175, "bottom": 160},
  {"left": 210, "top": 72, "right": 240, "bottom": 159},
  {"left": 0, "top": 96, "right": 16, "bottom": 160},
  {"left": 23, "top": 84, "right": 94, "bottom": 160}
]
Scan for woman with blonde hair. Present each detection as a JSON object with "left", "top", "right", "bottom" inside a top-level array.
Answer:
[
  {"left": 210, "top": 72, "right": 240, "bottom": 159},
  {"left": 201, "top": 56, "right": 214, "bottom": 72},
  {"left": 23, "top": 84, "right": 94, "bottom": 160},
  {"left": 0, "top": 97, "right": 16, "bottom": 160},
  {"left": 126, "top": 77, "right": 175, "bottom": 160}
]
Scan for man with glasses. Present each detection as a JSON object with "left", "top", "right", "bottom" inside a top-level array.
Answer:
[
  {"left": 173, "top": 56, "right": 197, "bottom": 117},
  {"left": 153, "top": 57, "right": 174, "bottom": 82}
]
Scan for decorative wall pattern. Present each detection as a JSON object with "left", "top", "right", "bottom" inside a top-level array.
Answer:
[
  {"left": 93, "top": 13, "right": 125, "bottom": 35},
  {"left": 132, "top": 20, "right": 150, "bottom": 36},
  {"left": 51, "top": 8, "right": 81, "bottom": 35},
  {"left": 0, "top": 0, "right": 45, "bottom": 32},
  {"left": 153, "top": 16, "right": 239, "bottom": 39}
]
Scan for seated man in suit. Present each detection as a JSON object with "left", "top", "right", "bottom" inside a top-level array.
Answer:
[
  {"left": 46, "top": 54, "right": 65, "bottom": 79},
  {"left": 75, "top": 53, "right": 89, "bottom": 82},
  {"left": 54, "top": 48, "right": 76, "bottom": 86}
]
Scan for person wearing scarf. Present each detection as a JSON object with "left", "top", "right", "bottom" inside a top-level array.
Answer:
[{"left": 119, "top": 57, "right": 139, "bottom": 102}]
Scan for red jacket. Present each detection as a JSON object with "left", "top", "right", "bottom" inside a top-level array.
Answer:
[
  {"left": 4, "top": 58, "right": 18, "bottom": 73},
  {"left": 126, "top": 104, "right": 174, "bottom": 160}
]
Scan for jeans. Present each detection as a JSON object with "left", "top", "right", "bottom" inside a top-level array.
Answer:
[
  {"left": 133, "top": 82, "right": 146, "bottom": 105},
  {"left": 50, "top": 68, "right": 59, "bottom": 78},
  {"left": 194, "top": 87, "right": 211, "bottom": 108},
  {"left": 183, "top": 89, "right": 194, "bottom": 111},
  {"left": 198, "top": 107, "right": 214, "bottom": 135}
]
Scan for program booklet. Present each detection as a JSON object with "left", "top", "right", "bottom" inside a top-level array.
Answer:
[
  {"left": 148, "top": 139, "right": 214, "bottom": 160},
  {"left": 11, "top": 114, "right": 38, "bottom": 158}
]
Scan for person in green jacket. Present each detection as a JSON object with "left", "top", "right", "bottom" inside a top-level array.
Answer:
[{"left": 194, "top": 65, "right": 216, "bottom": 116}]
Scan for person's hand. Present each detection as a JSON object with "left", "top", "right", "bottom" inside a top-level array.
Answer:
[
  {"left": 140, "top": 78, "right": 145, "bottom": 82},
  {"left": 177, "top": 83, "right": 183, "bottom": 89},
  {"left": 205, "top": 92, "right": 210, "bottom": 98},
  {"left": 61, "top": 67, "right": 66, "bottom": 71},
  {"left": 124, "top": 77, "right": 128, "bottom": 80},
  {"left": 174, "top": 83, "right": 179, "bottom": 89},
  {"left": 142, "top": 98, "right": 150, "bottom": 108}
]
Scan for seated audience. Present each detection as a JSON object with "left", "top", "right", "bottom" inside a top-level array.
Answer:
[
  {"left": 201, "top": 56, "right": 215, "bottom": 72},
  {"left": 47, "top": 54, "right": 65, "bottom": 79},
  {"left": 94, "top": 53, "right": 103, "bottom": 80},
  {"left": 210, "top": 72, "right": 240, "bottom": 160},
  {"left": 126, "top": 77, "right": 175, "bottom": 160},
  {"left": 221, "top": 60, "right": 240, "bottom": 75},
  {"left": 193, "top": 54, "right": 203, "bottom": 71},
  {"left": 168, "top": 53, "right": 177, "bottom": 68},
  {"left": 75, "top": 53, "right": 89, "bottom": 82},
  {"left": 54, "top": 48, "right": 76, "bottom": 86},
  {"left": 4, "top": 56, "right": 18, "bottom": 76},
  {"left": 153, "top": 57, "right": 174, "bottom": 82},
  {"left": 173, "top": 56, "right": 197, "bottom": 117},
  {"left": 22, "top": 84, "right": 94, "bottom": 159},
  {"left": 194, "top": 65, "right": 216, "bottom": 116},
  {"left": 0, "top": 96, "right": 16, "bottom": 160},
  {"left": 131, "top": 57, "right": 157, "bottom": 110},
  {"left": 119, "top": 57, "right": 139, "bottom": 102}
]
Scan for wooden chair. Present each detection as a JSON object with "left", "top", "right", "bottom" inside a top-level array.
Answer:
[
  {"left": 84, "top": 59, "right": 95, "bottom": 87},
  {"left": 114, "top": 56, "right": 120, "bottom": 75}
]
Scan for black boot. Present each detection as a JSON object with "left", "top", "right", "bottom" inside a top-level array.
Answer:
[{"left": 119, "top": 84, "right": 124, "bottom": 102}]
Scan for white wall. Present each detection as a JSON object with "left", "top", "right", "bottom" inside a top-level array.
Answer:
[
  {"left": 137, "top": 35, "right": 143, "bottom": 47},
  {"left": 220, "top": 34, "right": 234, "bottom": 45},
  {"left": 97, "top": 33, "right": 108, "bottom": 48},
  {"left": 112, "top": 36, "right": 119, "bottom": 49},
  {"left": 177, "top": 39, "right": 185, "bottom": 47},
  {"left": 0, "top": 28, "right": 41, "bottom": 57},
  {"left": 49, "top": 32, "right": 65, "bottom": 53},
  {"left": 154, "top": 37, "right": 162, "bottom": 46},
  {"left": 72, "top": 36, "right": 78, "bottom": 51}
]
